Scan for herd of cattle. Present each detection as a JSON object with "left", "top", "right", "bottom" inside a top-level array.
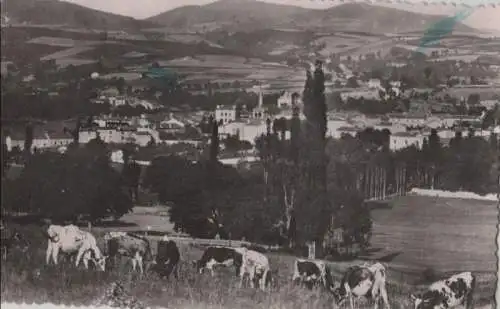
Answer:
[{"left": 1, "top": 224, "right": 478, "bottom": 309}]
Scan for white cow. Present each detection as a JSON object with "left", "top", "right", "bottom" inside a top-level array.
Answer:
[
  {"left": 45, "top": 224, "right": 106, "bottom": 271},
  {"left": 238, "top": 248, "right": 271, "bottom": 291}
]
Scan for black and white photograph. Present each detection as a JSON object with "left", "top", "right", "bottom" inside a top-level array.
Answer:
[{"left": 1, "top": 0, "right": 499, "bottom": 308}]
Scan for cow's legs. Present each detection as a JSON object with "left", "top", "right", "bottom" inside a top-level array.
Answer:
[
  {"left": 46, "top": 243, "right": 53, "bottom": 265},
  {"left": 239, "top": 272, "right": 245, "bottom": 289},
  {"left": 349, "top": 294, "right": 354, "bottom": 309},
  {"left": 260, "top": 270, "right": 268, "bottom": 291},
  {"left": 75, "top": 248, "right": 86, "bottom": 268},
  {"left": 465, "top": 289, "right": 474, "bottom": 309},
  {"left": 137, "top": 255, "right": 144, "bottom": 274},
  {"left": 51, "top": 245, "right": 60, "bottom": 265},
  {"left": 82, "top": 255, "right": 90, "bottom": 269},
  {"left": 131, "top": 258, "right": 137, "bottom": 272},
  {"left": 380, "top": 286, "right": 390, "bottom": 309}
]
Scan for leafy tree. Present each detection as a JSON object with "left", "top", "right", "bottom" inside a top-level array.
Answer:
[
  {"left": 143, "top": 155, "right": 251, "bottom": 238},
  {"left": 122, "top": 159, "right": 142, "bottom": 203},
  {"left": 223, "top": 134, "right": 252, "bottom": 153},
  {"left": 467, "top": 93, "right": 480, "bottom": 106},
  {"left": 2, "top": 142, "right": 9, "bottom": 178},
  {"left": 3, "top": 145, "right": 132, "bottom": 222},
  {"left": 24, "top": 124, "right": 34, "bottom": 156}
]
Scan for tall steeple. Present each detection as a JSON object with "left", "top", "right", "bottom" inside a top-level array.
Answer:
[{"left": 258, "top": 84, "right": 263, "bottom": 108}]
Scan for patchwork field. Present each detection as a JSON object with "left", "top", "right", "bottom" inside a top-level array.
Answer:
[{"left": 1, "top": 194, "right": 497, "bottom": 308}]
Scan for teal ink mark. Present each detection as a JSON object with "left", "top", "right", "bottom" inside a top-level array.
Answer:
[
  {"left": 143, "top": 66, "right": 179, "bottom": 90},
  {"left": 417, "top": 8, "right": 474, "bottom": 53},
  {"left": 144, "top": 67, "right": 178, "bottom": 81}
]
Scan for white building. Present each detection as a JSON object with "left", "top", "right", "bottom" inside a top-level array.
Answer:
[
  {"left": 219, "top": 120, "right": 270, "bottom": 145},
  {"left": 215, "top": 105, "right": 238, "bottom": 124},
  {"left": 159, "top": 114, "right": 186, "bottom": 133},
  {"left": 373, "top": 122, "right": 406, "bottom": 134},
  {"left": 134, "top": 131, "right": 155, "bottom": 146},
  {"left": 107, "top": 96, "right": 127, "bottom": 107},
  {"left": 6, "top": 131, "right": 73, "bottom": 152},
  {"left": 277, "top": 91, "right": 301, "bottom": 108},
  {"left": 389, "top": 132, "right": 426, "bottom": 151},
  {"left": 332, "top": 126, "right": 360, "bottom": 139},
  {"left": 388, "top": 114, "right": 428, "bottom": 127},
  {"left": 480, "top": 100, "right": 499, "bottom": 110},
  {"left": 367, "top": 79, "right": 382, "bottom": 89},
  {"left": 326, "top": 117, "right": 349, "bottom": 137},
  {"left": 79, "top": 128, "right": 135, "bottom": 144},
  {"left": 340, "top": 90, "right": 380, "bottom": 101}
]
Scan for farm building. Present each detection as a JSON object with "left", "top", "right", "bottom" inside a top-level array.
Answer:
[
  {"left": 389, "top": 132, "right": 426, "bottom": 151},
  {"left": 5, "top": 129, "right": 73, "bottom": 152}
]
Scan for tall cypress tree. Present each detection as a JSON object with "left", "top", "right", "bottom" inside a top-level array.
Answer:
[
  {"left": 312, "top": 60, "right": 328, "bottom": 244},
  {"left": 209, "top": 116, "right": 219, "bottom": 164},
  {"left": 24, "top": 123, "right": 34, "bottom": 155},
  {"left": 300, "top": 60, "right": 329, "bottom": 247}
]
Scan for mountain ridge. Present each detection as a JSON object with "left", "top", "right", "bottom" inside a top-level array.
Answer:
[
  {"left": 2, "top": 0, "right": 157, "bottom": 31},
  {"left": 146, "top": 1, "right": 476, "bottom": 34}
]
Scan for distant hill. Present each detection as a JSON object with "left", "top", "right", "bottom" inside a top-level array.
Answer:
[
  {"left": 148, "top": 1, "right": 476, "bottom": 35},
  {"left": 146, "top": 0, "right": 311, "bottom": 32},
  {"left": 2, "top": 0, "right": 157, "bottom": 31},
  {"left": 288, "top": 3, "right": 476, "bottom": 34}
]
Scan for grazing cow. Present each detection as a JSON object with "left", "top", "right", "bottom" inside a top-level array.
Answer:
[
  {"left": 152, "top": 236, "right": 180, "bottom": 279},
  {"left": 292, "top": 258, "right": 335, "bottom": 290},
  {"left": 1, "top": 231, "right": 29, "bottom": 260},
  {"left": 193, "top": 246, "right": 245, "bottom": 277},
  {"left": 410, "top": 272, "right": 476, "bottom": 309},
  {"left": 104, "top": 232, "right": 153, "bottom": 274},
  {"left": 238, "top": 249, "right": 271, "bottom": 291},
  {"left": 332, "top": 262, "right": 390, "bottom": 309},
  {"left": 45, "top": 224, "right": 106, "bottom": 271}
]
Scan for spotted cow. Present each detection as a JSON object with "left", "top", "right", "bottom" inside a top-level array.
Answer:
[
  {"left": 193, "top": 246, "right": 246, "bottom": 277},
  {"left": 332, "top": 262, "right": 390, "bottom": 309},
  {"left": 410, "top": 272, "right": 476, "bottom": 309},
  {"left": 238, "top": 248, "right": 271, "bottom": 291},
  {"left": 104, "top": 232, "right": 153, "bottom": 274},
  {"left": 152, "top": 236, "right": 180, "bottom": 280},
  {"left": 292, "top": 258, "right": 335, "bottom": 290}
]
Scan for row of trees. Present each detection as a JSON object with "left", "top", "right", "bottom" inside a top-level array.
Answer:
[{"left": 1, "top": 136, "right": 140, "bottom": 223}]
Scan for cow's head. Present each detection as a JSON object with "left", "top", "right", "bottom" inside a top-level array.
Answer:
[
  {"left": 93, "top": 255, "right": 108, "bottom": 272},
  {"left": 46, "top": 226, "right": 60, "bottom": 243}
]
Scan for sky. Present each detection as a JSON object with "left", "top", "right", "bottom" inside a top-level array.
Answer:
[{"left": 63, "top": 0, "right": 500, "bottom": 31}]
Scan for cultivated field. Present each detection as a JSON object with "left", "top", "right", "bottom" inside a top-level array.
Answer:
[{"left": 1, "top": 195, "right": 497, "bottom": 308}]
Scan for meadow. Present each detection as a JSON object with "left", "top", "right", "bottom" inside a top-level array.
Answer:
[{"left": 1, "top": 195, "right": 497, "bottom": 309}]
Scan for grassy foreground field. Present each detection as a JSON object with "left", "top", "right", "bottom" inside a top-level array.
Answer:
[{"left": 1, "top": 195, "right": 497, "bottom": 308}]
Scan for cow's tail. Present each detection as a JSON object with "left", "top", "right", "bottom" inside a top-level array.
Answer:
[{"left": 466, "top": 272, "right": 476, "bottom": 309}]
